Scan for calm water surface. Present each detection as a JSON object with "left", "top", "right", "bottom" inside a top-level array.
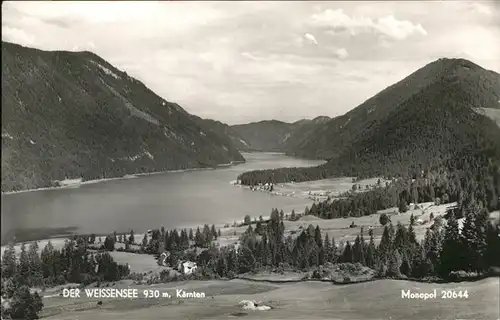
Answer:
[{"left": 1, "top": 153, "right": 324, "bottom": 241}]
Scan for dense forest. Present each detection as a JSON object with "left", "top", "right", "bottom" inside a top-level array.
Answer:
[
  {"left": 237, "top": 58, "right": 500, "bottom": 186},
  {"left": 1, "top": 42, "right": 244, "bottom": 192}
]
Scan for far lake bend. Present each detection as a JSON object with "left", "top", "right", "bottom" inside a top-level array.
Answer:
[{"left": 1, "top": 152, "right": 324, "bottom": 243}]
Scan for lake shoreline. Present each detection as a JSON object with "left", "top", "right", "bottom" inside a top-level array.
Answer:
[{"left": 1, "top": 160, "right": 246, "bottom": 196}]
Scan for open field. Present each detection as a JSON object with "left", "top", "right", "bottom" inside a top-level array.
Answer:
[
  {"left": 242, "top": 177, "right": 390, "bottom": 202},
  {"left": 274, "top": 177, "right": 390, "bottom": 200},
  {"left": 217, "top": 202, "right": 458, "bottom": 247},
  {"left": 108, "top": 251, "right": 169, "bottom": 274},
  {"left": 39, "top": 278, "right": 500, "bottom": 320}
]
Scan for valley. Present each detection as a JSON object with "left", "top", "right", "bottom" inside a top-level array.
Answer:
[{"left": 2, "top": 2, "right": 500, "bottom": 319}]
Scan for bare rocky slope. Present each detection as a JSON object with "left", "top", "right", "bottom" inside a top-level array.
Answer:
[{"left": 1, "top": 42, "right": 244, "bottom": 192}]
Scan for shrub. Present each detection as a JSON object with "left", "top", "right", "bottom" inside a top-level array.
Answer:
[{"left": 379, "top": 213, "right": 390, "bottom": 226}]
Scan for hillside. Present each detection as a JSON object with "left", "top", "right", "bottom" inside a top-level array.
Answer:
[
  {"left": 290, "top": 58, "right": 500, "bottom": 160},
  {"left": 189, "top": 116, "right": 252, "bottom": 152},
  {"left": 1, "top": 42, "right": 245, "bottom": 192},
  {"left": 476, "top": 108, "right": 500, "bottom": 128},
  {"left": 230, "top": 116, "right": 330, "bottom": 152},
  {"left": 238, "top": 58, "right": 500, "bottom": 185}
]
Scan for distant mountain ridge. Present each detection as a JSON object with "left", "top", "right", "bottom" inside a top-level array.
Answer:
[
  {"left": 1, "top": 42, "right": 244, "bottom": 192},
  {"left": 238, "top": 57, "right": 500, "bottom": 185},
  {"left": 229, "top": 116, "right": 331, "bottom": 152}
]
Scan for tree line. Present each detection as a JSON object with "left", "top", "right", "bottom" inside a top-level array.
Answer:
[
  {"left": 192, "top": 204, "right": 499, "bottom": 281},
  {"left": 89, "top": 224, "right": 221, "bottom": 255},
  {"left": 240, "top": 154, "right": 500, "bottom": 220},
  {"left": 1, "top": 239, "right": 130, "bottom": 319}
]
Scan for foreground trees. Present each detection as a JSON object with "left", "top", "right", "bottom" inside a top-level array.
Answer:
[
  {"left": 194, "top": 196, "right": 499, "bottom": 280},
  {"left": 1, "top": 239, "right": 130, "bottom": 319}
]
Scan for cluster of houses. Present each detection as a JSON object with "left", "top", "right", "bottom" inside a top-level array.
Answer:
[{"left": 249, "top": 182, "right": 275, "bottom": 192}]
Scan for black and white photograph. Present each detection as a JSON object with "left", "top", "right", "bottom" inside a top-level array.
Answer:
[{"left": 1, "top": 1, "right": 500, "bottom": 319}]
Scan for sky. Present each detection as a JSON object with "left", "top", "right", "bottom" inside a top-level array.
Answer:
[{"left": 2, "top": 1, "right": 500, "bottom": 125}]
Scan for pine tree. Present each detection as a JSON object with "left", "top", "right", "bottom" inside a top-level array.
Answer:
[
  {"left": 485, "top": 220, "right": 500, "bottom": 268},
  {"left": 129, "top": 230, "right": 135, "bottom": 244},
  {"left": 314, "top": 226, "right": 322, "bottom": 248},
  {"left": 40, "top": 241, "right": 54, "bottom": 279},
  {"left": 400, "top": 251, "right": 411, "bottom": 276},
  {"left": 27, "top": 241, "right": 43, "bottom": 286},
  {"left": 353, "top": 235, "right": 365, "bottom": 265},
  {"left": 195, "top": 227, "right": 204, "bottom": 247},
  {"left": 1, "top": 243, "right": 17, "bottom": 279},
  {"left": 324, "top": 233, "right": 332, "bottom": 262},
  {"left": 460, "top": 209, "right": 477, "bottom": 272},
  {"left": 423, "top": 229, "right": 440, "bottom": 275},
  {"left": 394, "top": 222, "right": 408, "bottom": 253},
  {"left": 387, "top": 249, "right": 402, "bottom": 277},
  {"left": 438, "top": 212, "right": 461, "bottom": 277},
  {"left": 331, "top": 236, "right": 337, "bottom": 263},
  {"left": 161, "top": 226, "right": 166, "bottom": 240},
  {"left": 408, "top": 214, "right": 417, "bottom": 245},
  {"left": 18, "top": 243, "right": 30, "bottom": 285},
  {"left": 378, "top": 225, "right": 393, "bottom": 263},
  {"left": 341, "top": 242, "right": 353, "bottom": 263},
  {"left": 211, "top": 224, "right": 217, "bottom": 240},
  {"left": 365, "top": 228, "right": 377, "bottom": 268},
  {"left": 473, "top": 209, "right": 489, "bottom": 273}
]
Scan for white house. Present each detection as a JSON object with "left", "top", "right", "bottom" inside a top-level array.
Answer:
[
  {"left": 181, "top": 261, "right": 197, "bottom": 275},
  {"left": 176, "top": 260, "right": 197, "bottom": 275}
]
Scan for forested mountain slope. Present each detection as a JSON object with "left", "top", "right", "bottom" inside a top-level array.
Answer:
[
  {"left": 230, "top": 120, "right": 297, "bottom": 151},
  {"left": 1, "top": 42, "right": 244, "bottom": 192},
  {"left": 189, "top": 116, "right": 252, "bottom": 152},
  {"left": 229, "top": 116, "right": 331, "bottom": 152},
  {"left": 238, "top": 58, "right": 500, "bottom": 185},
  {"left": 289, "top": 58, "right": 500, "bottom": 160}
]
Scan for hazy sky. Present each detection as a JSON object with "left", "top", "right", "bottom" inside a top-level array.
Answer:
[{"left": 2, "top": 1, "right": 500, "bottom": 124}]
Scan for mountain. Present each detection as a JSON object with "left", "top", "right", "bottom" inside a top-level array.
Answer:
[
  {"left": 289, "top": 58, "right": 500, "bottom": 160},
  {"left": 1, "top": 42, "right": 244, "bottom": 192},
  {"left": 229, "top": 116, "right": 330, "bottom": 152},
  {"left": 189, "top": 116, "right": 252, "bottom": 152},
  {"left": 238, "top": 58, "right": 500, "bottom": 185}
]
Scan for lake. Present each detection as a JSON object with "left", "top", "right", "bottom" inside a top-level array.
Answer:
[{"left": 1, "top": 152, "right": 324, "bottom": 243}]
